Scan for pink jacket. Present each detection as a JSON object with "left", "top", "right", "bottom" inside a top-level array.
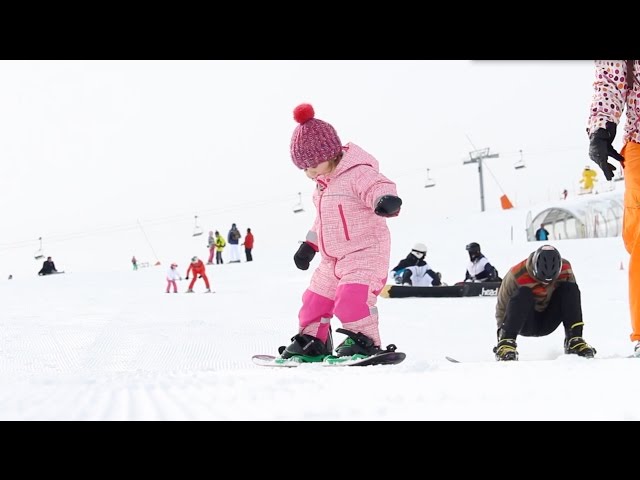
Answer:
[
  {"left": 305, "top": 142, "right": 398, "bottom": 264},
  {"left": 588, "top": 60, "right": 640, "bottom": 144}
]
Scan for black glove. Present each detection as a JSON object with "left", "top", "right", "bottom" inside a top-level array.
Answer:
[
  {"left": 589, "top": 121, "right": 624, "bottom": 181},
  {"left": 294, "top": 242, "right": 316, "bottom": 270},
  {"left": 427, "top": 270, "right": 442, "bottom": 286},
  {"left": 374, "top": 195, "right": 402, "bottom": 217}
]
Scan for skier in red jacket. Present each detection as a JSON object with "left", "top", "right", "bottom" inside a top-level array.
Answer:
[
  {"left": 185, "top": 256, "right": 211, "bottom": 293},
  {"left": 242, "top": 228, "right": 254, "bottom": 262}
]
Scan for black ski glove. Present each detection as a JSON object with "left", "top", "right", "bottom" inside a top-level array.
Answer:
[
  {"left": 427, "top": 269, "right": 442, "bottom": 286},
  {"left": 589, "top": 121, "right": 624, "bottom": 181},
  {"left": 374, "top": 195, "right": 402, "bottom": 217},
  {"left": 294, "top": 242, "right": 316, "bottom": 271}
]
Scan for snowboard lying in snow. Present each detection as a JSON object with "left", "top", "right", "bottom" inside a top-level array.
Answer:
[{"left": 380, "top": 281, "right": 501, "bottom": 298}]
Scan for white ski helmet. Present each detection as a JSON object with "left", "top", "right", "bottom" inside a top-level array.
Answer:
[{"left": 412, "top": 243, "right": 427, "bottom": 253}]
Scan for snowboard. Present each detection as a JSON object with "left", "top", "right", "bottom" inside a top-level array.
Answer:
[
  {"left": 252, "top": 350, "right": 406, "bottom": 368},
  {"left": 445, "top": 354, "right": 638, "bottom": 363},
  {"left": 380, "top": 281, "right": 501, "bottom": 298}
]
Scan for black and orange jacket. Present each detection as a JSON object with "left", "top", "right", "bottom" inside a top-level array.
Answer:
[{"left": 495, "top": 252, "right": 576, "bottom": 328}]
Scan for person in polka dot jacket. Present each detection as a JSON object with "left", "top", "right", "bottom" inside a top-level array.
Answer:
[{"left": 587, "top": 60, "right": 640, "bottom": 357}]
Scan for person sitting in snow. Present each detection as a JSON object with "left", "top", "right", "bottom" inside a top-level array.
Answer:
[
  {"left": 401, "top": 264, "right": 442, "bottom": 287},
  {"left": 493, "top": 244, "right": 596, "bottom": 361},
  {"left": 394, "top": 244, "right": 442, "bottom": 286},
  {"left": 38, "top": 256, "right": 58, "bottom": 276},
  {"left": 391, "top": 243, "right": 438, "bottom": 285},
  {"left": 463, "top": 242, "right": 500, "bottom": 283}
]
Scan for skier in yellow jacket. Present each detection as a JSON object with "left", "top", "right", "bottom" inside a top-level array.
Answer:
[
  {"left": 587, "top": 60, "right": 640, "bottom": 357},
  {"left": 214, "top": 231, "right": 226, "bottom": 264},
  {"left": 580, "top": 166, "right": 597, "bottom": 192}
]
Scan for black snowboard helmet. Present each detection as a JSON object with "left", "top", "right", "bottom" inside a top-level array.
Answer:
[
  {"left": 531, "top": 245, "right": 562, "bottom": 283},
  {"left": 466, "top": 242, "right": 481, "bottom": 258}
]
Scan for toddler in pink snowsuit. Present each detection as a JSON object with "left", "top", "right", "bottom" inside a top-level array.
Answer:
[
  {"left": 279, "top": 103, "right": 403, "bottom": 362},
  {"left": 166, "top": 263, "right": 182, "bottom": 293}
]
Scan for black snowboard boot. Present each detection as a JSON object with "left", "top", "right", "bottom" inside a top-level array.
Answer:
[
  {"left": 564, "top": 337, "right": 596, "bottom": 358},
  {"left": 277, "top": 333, "right": 332, "bottom": 362},
  {"left": 334, "top": 328, "right": 382, "bottom": 357},
  {"left": 493, "top": 338, "right": 518, "bottom": 361}
]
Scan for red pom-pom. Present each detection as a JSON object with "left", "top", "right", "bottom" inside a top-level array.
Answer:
[{"left": 293, "top": 103, "right": 315, "bottom": 124}]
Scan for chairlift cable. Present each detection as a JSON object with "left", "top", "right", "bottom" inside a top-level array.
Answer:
[
  {"left": 0, "top": 193, "right": 295, "bottom": 252},
  {"left": 137, "top": 219, "right": 161, "bottom": 264}
]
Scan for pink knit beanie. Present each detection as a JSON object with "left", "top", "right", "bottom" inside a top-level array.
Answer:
[{"left": 290, "top": 103, "right": 342, "bottom": 169}]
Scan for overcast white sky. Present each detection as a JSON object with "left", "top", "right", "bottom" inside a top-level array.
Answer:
[{"left": 0, "top": 60, "right": 599, "bottom": 276}]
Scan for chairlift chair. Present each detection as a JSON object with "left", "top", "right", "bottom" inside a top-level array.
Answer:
[
  {"left": 424, "top": 169, "right": 436, "bottom": 188},
  {"left": 514, "top": 149, "right": 526, "bottom": 170},
  {"left": 34, "top": 236, "right": 44, "bottom": 260},
  {"left": 192, "top": 215, "right": 204, "bottom": 237},
  {"left": 293, "top": 192, "right": 304, "bottom": 213}
]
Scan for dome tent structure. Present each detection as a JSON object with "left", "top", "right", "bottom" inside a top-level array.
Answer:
[{"left": 526, "top": 191, "right": 623, "bottom": 241}]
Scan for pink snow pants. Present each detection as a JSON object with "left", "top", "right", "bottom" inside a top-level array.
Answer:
[
  {"left": 298, "top": 254, "right": 387, "bottom": 346},
  {"left": 166, "top": 280, "right": 178, "bottom": 293}
]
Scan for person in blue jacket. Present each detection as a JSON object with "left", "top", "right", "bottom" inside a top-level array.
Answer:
[{"left": 535, "top": 224, "right": 550, "bottom": 241}]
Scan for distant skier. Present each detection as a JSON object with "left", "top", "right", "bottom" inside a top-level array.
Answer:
[
  {"left": 166, "top": 263, "right": 182, "bottom": 293},
  {"left": 214, "top": 231, "right": 226, "bottom": 264},
  {"left": 580, "top": 165, "right": 597, "bottom": 193},
  {"left": 185, "top": 256, "right": 211, "bottom": 293},
  {"left": 227, "top": 223, "right": 242, "bottom": 263},
  {"left": 535, "top": 224, "right": 550, "bottom": 241},
  {"left": 206, "top": 231, "right": 216, "bottom": 265},
  {"left": 38, "top": 257, "right": 58, "bottom": 276},
  {"left": 242, "top": 227, "right": 254, "bottom": 262}
]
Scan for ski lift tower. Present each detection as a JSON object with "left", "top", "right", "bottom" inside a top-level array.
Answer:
[{"left": 463, "top": 147, "right": 500, "bottom": 212}]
